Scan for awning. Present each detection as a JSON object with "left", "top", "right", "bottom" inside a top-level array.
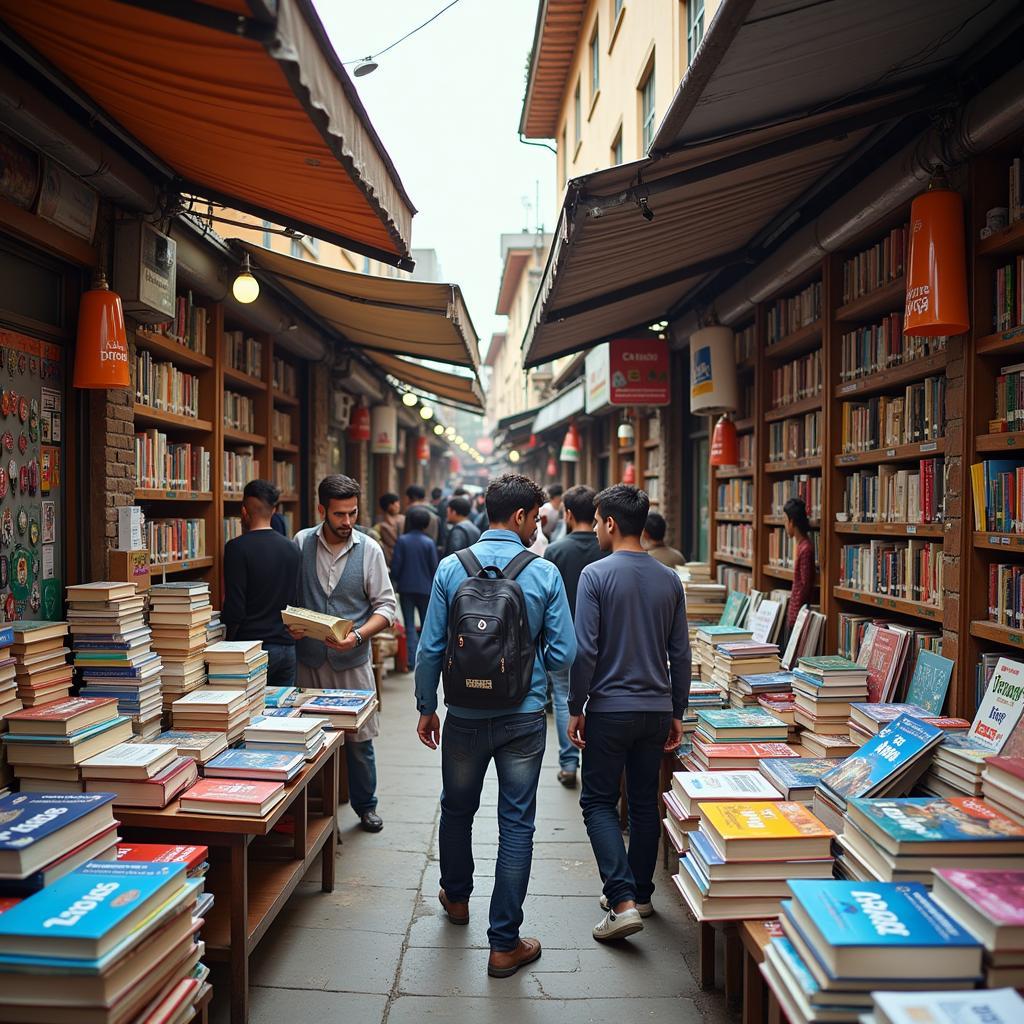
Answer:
[
  {"left": 494, "top": 407, "right": 539, "bottom": 449},
  {"left": 233, "top": 240, "right": 481, "bottom": 371},
  {"left": 365, "top": 351, "right": 483, "bottom": 412},
  {"left": 0, "top": 0, "right": 415, "bottom": 267},
  {"left": 522, "top": 0, "right": 1015, "bottom": 366},
  {"left": 531, "top": 380, "right": 584, "bottom": 436}
]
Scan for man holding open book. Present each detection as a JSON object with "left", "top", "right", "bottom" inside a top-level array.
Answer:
[{"left": 290, "top": 474, "right": 397, "bottom": 833}]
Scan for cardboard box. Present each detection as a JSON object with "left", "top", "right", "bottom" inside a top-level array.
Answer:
[{"left": 109, "top": 549, "right": 150, "bottom": 592}]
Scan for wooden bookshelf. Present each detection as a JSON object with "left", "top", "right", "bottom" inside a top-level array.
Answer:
[
  {"left": 762, "top": 319, "right": 823, "bottom": 362},
  {"left": 833, "top": 350, "right": 948, "bottom": 399},
  {"left": 716, "top": 512, "right": 753, "bottom": 523},
  {"left": 133, "top": 404, "right": 213, "bottom": 434},
  {"left": 974, "top": 532, "right": 1024, "bottom": 550},
  {"left": 834, "top": 521, "right": 945, "bottom": 538},
  {"left": 970, "top": 620, "right": 1024, "bottom": 651},
  {"left": 763, "top": 392, "right": 823, "bottom": 422},
  {"left": 834, "top": 276, "right": 905, "bottom": 323},
  {"left": 135, "top": 488, "right": 213, "bottom": 502},
  {"left": 715, "top": 466, "right": 755, "bottom": 479},
  {"left": 713, "top": 551, "right": 752, "bottom": 568},
  {"left": 976, "top": 431, "right": 1024, "bottom": 452},
  {"left": 832, "top": 586, "right": 943, "bottom": 623},
  {"left": 833, "top": 438, "right": 945, "bottom": 467},
  {"left": 764, "top": 456, "right": 822, "bottom": 474}
]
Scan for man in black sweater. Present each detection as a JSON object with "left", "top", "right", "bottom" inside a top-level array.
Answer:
[{"left": 222, "top": 479, "right": 301, "bottom": 687}]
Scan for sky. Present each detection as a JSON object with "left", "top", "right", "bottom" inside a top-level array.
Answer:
[{"left": 314, "top": 0, "right": 557, "bottom": 359}]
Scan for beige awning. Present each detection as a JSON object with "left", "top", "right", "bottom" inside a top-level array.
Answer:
[
  {"left": 233, "top": 240, "right": 481, "bottom": 371},
  {"left": 0, "top": 0, "right": 415, "bottom": 267},
  {"left": 365, "top": 351, "right": 482, "bottom": 411}
]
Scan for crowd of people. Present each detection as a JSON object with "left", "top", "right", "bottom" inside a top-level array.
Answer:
[{"left": 218, "top": 470, "right": 696, "bottom": 977}]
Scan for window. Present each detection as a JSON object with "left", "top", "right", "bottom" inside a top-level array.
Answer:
[
  {"left": 640, "top": 61, "right": 656, "bottom": 153},
  {"left": 573, "top": 77, "right": 582, "bottom": 146},
  {"left": 611, "top": 126, "right": 623, "bottom": 166},
  {"left": 688, "top": 0, "right": 705, "bottom": 63},
  {"left": 261, "top": 220, "right": 272, "bottom": 248},
  {"left": 589, "top": 25, "right": 600, "bottom": 98}
]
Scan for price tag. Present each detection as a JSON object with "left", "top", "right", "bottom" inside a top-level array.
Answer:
[
  {"left": 990, "top": 536, "right": 1001, "bottom": 545},
  {"left": 886, "top": 448, "right": 896, "bottom": 457},
  {"left": 906, "top": 525, "right": 917, "bottom": 534},
  {"left": 165, "top": 491, "right": 176, "bottom": 498},
  {"left": 840, "top": 455, "right": 856, "bottom": 464},
  {"left": 1002, "top": 536, "right": 1011, "bottom": 545},
  {"left": 921, "top": 442, "right": 937, "bottom": 452},
  {"left": 840, "top": 383, "right": 856, "bottom": 394}
]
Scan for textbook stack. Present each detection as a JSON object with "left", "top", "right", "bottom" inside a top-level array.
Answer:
[
  {"left": 80, "top": 742, "right": 198, "bottom": 808},
  {"left": 835, "top": 796, "right": 1024, "bottom": 885},
  {"left": 179, "top": 778, "right": 287, "bottom": 817},
  {"left": 730, "top": 669, "right": 793, "bottom": 709},
  {"left": 920, "top": 733, "right": 991, "bottom": 797},
  {"left": 763, "top": 880, "right": 983, "bottom": 1024},
  {"left": 673, "top": 801, "right": 835, "bottom": 922},
  {"left": 147, "top": 582, "right": 213, "bottom": 714},
  {"left": 205, "top": 609, "right": 226, "bottom": 645},
  {"left": 681, "top": 680, "right": 728, "bottom": 735},
  {"left": 243, "top": 715, "right": 327, "bottom": 760},
  {"left": 710, "top": 641, "right": 781, "bottom": 700},
  {"left": 0, "top": 858, "right": 207, "bottom": 1024},
  {"left": 0, "top": 625, "right": 17, "bottom": 790},
  {"left": 758, "top": 757, "right": 843, "bottom": 802},
  {"left": 203, "top": 640, "right": 268, "bottom": 720},
  {"left": 694, "top": 625, "right": 753, "bottom": 683},
  {"left": 792, "top": 655, "right": 868, "bottom": 743},
  {"left": 931, "top": 868, "right": 1024, "bottom": 989},
  {"left": 10, "top": 621, "right": 72, "bottom": 707},
  {"left": 845, "top": 702, "right": 969, "bottom": 747},
  {"left": 147, "top": 729, "right": 228, "bottom": 768},
  {"left": 171, "top": 689, "right": 251, "bottom": 743},
  {"left": 298, "top": 689, "right": 377, "bottom": 731},
  {"left": 982, "top": 757, "right": 1024, "bottom": 823},
  {"left": 675, "top": 564, "right": 728, "bottom": 645},
  {"left": 687, "top": 737, "right": 799, "bottom": 774},
  {"left": 68, "top": 582, "right": 163, "bottom": 740},
  {"left": 203, "top": 747, "right": 305, "bottom": 784},
  {"left": 2, "top": 697, "right": 132, "bottom": 793},
  {"left": 0, "top": 792, "right": 118, "bottom": 896},
  {"left": 695, "top": 707, "right": 789, "bottom": 745}
]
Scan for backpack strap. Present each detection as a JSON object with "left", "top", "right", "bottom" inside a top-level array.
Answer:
[
  {"left": 455, "top": 548, "right": 484, "bottom": 578},
  {"left": 502, "top": 549, "right": 539, "bottom": 581}
]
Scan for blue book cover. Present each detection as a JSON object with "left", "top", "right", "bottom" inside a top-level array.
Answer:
[
  {"left": 759, "top": 757, "right": 843, "bottom": 791},
  {"left": 304, "top": 696, "right": 370, "bottom": 711},
  {"left": 206, "top": 749, "right": 304, "bottom": 773},
  {"left": 771, "top": 937, "right": 820, "bottom": 997},
  {"left": 80, "top": 657, "right": 160, "bottom": 680},
  {"left": 819, "top": 714, "right": 943, "bottom": 803},
  {"left": 737, "top": 672, "right": 795, "bottom": 690},
  {"left": 0, "top": 793, "right": 115, "bottom": 852},
  {"left": 264, "top": 686, "right": 298, "bottom": 708},
  {"left": 2, "top": 716, "right": 131, "bottom": 746},
  {"left": 0, "top": 626, "right": 15, "bottom": 648},
  {"left": 719, "top": 591, "right": 748, "bottom": 627},
  {"left": 697, "top": 708, "right": 785, "bottom": 730},
  {"left": 792, "top": 670, "right": 827, "bottom": 689},
  {"left": 848, "top": 796, "right": 1024, "bottom": 844},
  {"left": 905, "top": 650, "right": 954, "bottom": 715},
  {"left": 0, "top": 860, "right": 186, "bottom": 952},
  {"left": 850, "top": 702, "right": 932, "bottom": 724},
  {"left": 687, "top": 829, "right": 726, "bottom": 868},
  {"left": 678, "top": 851, "right": 710, "bottom": 895},
  {"left": 316, "top": 689, "right": 376, "bottom": 700}
]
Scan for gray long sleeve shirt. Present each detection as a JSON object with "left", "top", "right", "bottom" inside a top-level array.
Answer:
[{"left": 568, "top": 550, "right": 692, "bottom": 718}]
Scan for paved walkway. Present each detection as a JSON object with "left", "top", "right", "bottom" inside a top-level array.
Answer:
[{"left": 220, "top": 671, "right": 734, "bottom": 1023}]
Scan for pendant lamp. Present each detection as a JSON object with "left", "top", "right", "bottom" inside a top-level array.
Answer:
[
  {"left": 74, "top": 271, "right": 131, "bottom": 389},
  {"left": 546, "top": 457, "right": 558, "bottom": 477},
  {"left": 689, "top": 324, "right": 738, "bottom": 415},
  {"left": 560, "top": 423, "right": 581, "bottom": 463},
  {"left": 622, "top": 462, "right": 636, "bottom": 485},
  {"left": 348, "top": 401, "right": 371, "bottom": 442},
  {"left": 416, "top": 435, "right": 430, "bottom": 464},
  {"left": 710, "top": 414, "right": 739, "bottom": 467},
  {"left": 617, "top": 418, "right": 635, "bottom": 448},
  {"left": 904, "top": 173, "right": 970, "bottom": 336}
]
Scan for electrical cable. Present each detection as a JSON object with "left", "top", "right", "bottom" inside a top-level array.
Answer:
[{"left": 342, "top": 0, "right": 464, "bottom": 65}]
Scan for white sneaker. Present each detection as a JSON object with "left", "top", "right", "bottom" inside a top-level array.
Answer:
[
  {"left": 593, "top": 907, "right": 645, "bottom": 942},
  {"left": 600, "top": 895, "right": 653, "bottom": 918}
]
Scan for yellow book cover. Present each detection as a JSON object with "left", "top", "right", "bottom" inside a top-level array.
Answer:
[
  {"left": 700, "top": 801, "right": 834, "bottom": 841},
  {"left": 970, "top": 462, "right": 984, "bottom": 531}
]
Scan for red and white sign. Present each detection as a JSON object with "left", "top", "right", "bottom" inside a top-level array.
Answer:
[{"left": 585, "top": 338, "right": 669, "bottom": 412}]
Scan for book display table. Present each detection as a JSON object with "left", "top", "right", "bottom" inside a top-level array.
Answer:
[{"left": 118, "top": 731, "right": 343, "bottom": 1024}]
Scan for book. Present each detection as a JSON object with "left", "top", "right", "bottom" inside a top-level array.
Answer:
[
  {"left": 147, "top": 730, "right": 227, "bottom": 763},
  {"left": 784, "top": 879, "right": 983, "bottom": 980},
  {"left": 863, "top": 626, "right": 905, "bottom": 702},
  {"left": 905, "top": 649, "right": 954, "bottom": 714},
  {"left": 930, "top": 869, "right": 1024, "bottom": 951},
  {"left": 701, "top": 802, "right": 834, "bottom": 861},
  {"left": 203, "top": 640, "right": 264, "bottom": 663},
  {"left": 2, "top": 716, "right": 133, "bottom": 767},
  {"left": 670, "top": 770, "right": 780, "bottom": 816},
  {"left": 870, "top": 988, "right": 1024, "bottom": 1024},
  {"left": 115, "top": 843, "right": 207, "bottom": 876},
  {"left": 719, "top": 591, "right": 748, "bottom": 627},
  {"left": 79, "top": 742, "right": 178, "bottom": 780},
  {"left": 695, "top": 707, "right": 789, "bottom": 742},
  {"left": 178, "top": 778, "right": 286, "bottom": 817},
  {"left": 690, "top": 738, "right": 799, "bottom": 770},
  {"left": 968, "top": 656, "right": 1024, "bottom": 752},
  {"left": 9, "top": 621, "right": 69, "bottom": 643},
  {"left": 5, "top": 697, "right": 118, "bottom": 736},
  {"left": 758, "top": 757, "right": 843, "bottom": 801},
  {"left": 66, "top": 582, "right": 138, "bottom": 602},
  {"left": 281, "top": 606, "right": 353, "bottom": 644},
  {"left": 83, "top": 756, "right": 197, "bottom": 808},
  {"left": 203, "top": 748, "right": 305, "bottom": 782}
]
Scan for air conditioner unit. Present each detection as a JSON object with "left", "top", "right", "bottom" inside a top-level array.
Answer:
[
  {"left": 114, "top": 220, "right": 176, "bottom": 324},
  {"left": 332, "top": 391, "right": 354, "bottom": 429}
]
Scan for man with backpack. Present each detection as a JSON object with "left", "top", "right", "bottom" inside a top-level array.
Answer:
[
  {"left": 444, "top": 494, "right": 481, "bottom": 555},
  {"left": 414, "top": 474, "right": 576, "bottom": 979}
]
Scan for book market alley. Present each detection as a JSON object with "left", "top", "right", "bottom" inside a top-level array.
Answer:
[{"left": 2, "top": 2, "right": 1024, "bottom": 1024}]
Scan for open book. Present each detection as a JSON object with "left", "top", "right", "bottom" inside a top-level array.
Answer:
[{"left": 282, "top": 606, "right": 353, "bottom": 644}]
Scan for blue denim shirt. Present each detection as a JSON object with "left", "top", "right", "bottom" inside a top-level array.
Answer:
[{"left": 414, "top": 529, "right": 577, "bottom": 718}]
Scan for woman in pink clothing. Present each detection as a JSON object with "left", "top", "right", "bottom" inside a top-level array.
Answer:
[{"left": 784, "top": 496, "right": 815, "bottom": 630}]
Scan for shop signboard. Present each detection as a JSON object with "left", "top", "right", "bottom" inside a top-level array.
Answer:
[{"left": 584, "top": 338, "right": 670, "bottom": 413}]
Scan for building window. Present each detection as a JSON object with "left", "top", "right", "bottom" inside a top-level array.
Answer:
[
  {"left": 688, "top": 0, "right": 705, "bottom": 63},
  {"left": 590, "top": 25, "right": 600, "bottom": 98},
  {"left": 261, "top": 220, "right": 272, "bottom": 248},
  {"left": 573, "top": 77, "right": 582, "bottom": 146},
  {"left": 640, "top": 60, "right": 656, "bottom": 153},
  {"left": 611, "top": 126, "right": 623, "bottom": 166}
]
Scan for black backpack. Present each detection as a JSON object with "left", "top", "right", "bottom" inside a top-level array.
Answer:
[{"left": 441, "top": 548, "right": 539, "bottom": 709}]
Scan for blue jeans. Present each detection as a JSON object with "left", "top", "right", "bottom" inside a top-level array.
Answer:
[
  {"left": 549, "top": 669, "right": 577, "bottom": 771},
  {"left": 580, "top": 711, "right": 671, "bottom": 907},
  {"left": 264, "top": 643, "right": 297, "bottom": 688},
  {"left": 400, "top": 592, "right": 431, "bottom": 670},
  {"left": 439, "top": 711, "right": 546, "bottom": 951},
  {"left": 345, "top": 737, "right": 377, "bottom": 815}
]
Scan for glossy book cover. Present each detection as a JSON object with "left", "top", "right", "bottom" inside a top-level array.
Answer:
[
  {"left": 905, "top": 650, "right": 954, "bottom": 715},
  {"left": 848, "top": 797, "right": 1024, "bottom": 844},
  {"left": 696, "top": 708, "right": 786, "bottom": 730},
  {"left": 0, "top": 793, "right": 114, "bottom": 851},
  {"left": 760, "top": 758, "right": 843, "bottom": 790},
  {"left": 701, "top": 801, "right": 833, "bottom": 841},
  {"left": 932, "top": 869, "right": 1024, "bottom": 925}
]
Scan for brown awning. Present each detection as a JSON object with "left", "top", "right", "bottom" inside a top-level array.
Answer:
[
  {"left": 0, "top": 0, "right": 415, "bottom": 267},
  {"left": 233, "top": 240, "right": 481, "bottom": 371},
  {"left": 365, "top": 351, "right": 482, "bottom": 412}
]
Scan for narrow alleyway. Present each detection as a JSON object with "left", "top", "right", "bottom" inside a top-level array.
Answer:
[{"left": 220, "top": 671, "right": 734, "bottom": 1023}]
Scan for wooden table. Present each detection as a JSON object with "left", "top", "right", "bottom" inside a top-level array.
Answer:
[
  {"left": 739, "top": 919, "right": 783, "bottom": 1024},
  {"left": 118, "top": 731, "right": 343, "bottom": 1024}
]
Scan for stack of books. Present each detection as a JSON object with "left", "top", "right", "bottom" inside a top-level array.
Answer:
[
  {"left": 695, "top": 707, "right": 789, "bottom": 744},
  {"left": 2, "top": 697, "right": 131, "bottom": 793},
  {"left": 0, "top": 793, "right": 118, "bottom": 896},
  {"left": 800, "top": 731, "right": 859, "bottom": 759},
  {"left": 204, "top": 640, "right": 268, "bottom": 719},
  {"left": 731, "top": 669, "right": 794, "bottom": 708},
  {"left": 205, "top": 609, "right": 226, "bottom": 645},
  {"left": 666, "top": 770, "right": 781, "bottom": 836},
  {"left": 298, "top": 689, "right": 377, "bottom": 731},
  {"left": 674, "top": 564, "right": 727, "bottom": 637},
  {"left": 694, "top": 625, "right": 753, "bottom": 683},
  {"left": 846, "top": 702, "right": 969, "bottom": 746},
  {"left": 674, "top": 801, "right": 835, "bottom": 921},
  {"left": 682, "top": 680, "right": 728, "bottom": 734},
  {"left": 931, "top": 868, "right": 1024, "bottom": 989},
  {"left": 920, "top": 732, "right": 992, "bottom": 798},
  {"left": 0, "top": 859, "right": 205, "bottom": 1022},
  {"left": 171, "top": 689, "right": 250, "bottom": 743},
  {"left": 836, "top": 796, "right": 1024, "bottom": 885},
  {"left": 148, "top": 581, "right": 213, "bottom": 714},
  {"left": 147, "top": 729, "right": 228, "bottom": 767},
  {"left": 863, "top": 988, "right": 1024, "bottom": 1024},
  {"left": 179, "top": 778, "right": 287, "bottom": 817},
  {"left": 68, "top": 582, "right": 163, "bottom": 740},
  {"left": 812, "top": 713, "right": 945, "bottom": 833},
  {"left": 792, "top": 655, "right": 868, "bottom": 741},
  {"left": 244, "top": 716, "right": 327, "bottom": 760},
  {"left": 710, "top": 641, "right": 781, "bottom": 700},
  {"left": 756, "top": 693, "right": 797, "bottom": 735},
  {"left": 115, "top": 842, "right": 209, "bottom": 880},
  {"left": 759, "top": 757, "right": 843, "bottom": 802},
  {"left": 982, "top": 756, "right": 1024, "bottom": 822},
  {"left": 80, "top": 741, "right": 197, "bottom": 808},
  {"left": 203, "top": 748, "right": 305, "bottom": 783},
  {"left": 0, "top": 624, "right": 17, "bottom": 791},
  {"left": 765, "top": 880, "right": 983, "bottom": 1024},
  {"left": 265, "top": 685, "right": 299, "bottom": 709},
  {"left": 10, "top": 621, "right": 72, "bottom": 707},
  {"left": 687, "top": 738, "right": 799, "bottom": 773}
]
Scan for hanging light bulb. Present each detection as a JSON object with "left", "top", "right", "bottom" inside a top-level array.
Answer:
[
  {"left": 617, "top": 418, "right": 635, "bottom": 448},
  {"left": 419, "top": 404, "right": 434, "bottom": 420},
  {"left": 402, "top": 391, "right": 418, "bottom": 407},
  {"left": 508, "top": 450, "right": 521, "bottom": 463},
  {"left": 433, "top": 422, "right": 444, "bottom": 435},
  {"left": 232, "top": 253, "right": 259, "bottom": 304}
]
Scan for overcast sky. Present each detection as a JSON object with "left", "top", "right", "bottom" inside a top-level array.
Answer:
[{"left": 315, "top": 0, "right": 556, "bottom": 359}]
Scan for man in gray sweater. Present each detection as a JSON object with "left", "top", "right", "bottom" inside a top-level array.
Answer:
[{"left": 568, "top": 485, "right": 691, "bottom": 942}]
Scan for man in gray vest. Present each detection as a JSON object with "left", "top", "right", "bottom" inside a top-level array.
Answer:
[{"left": 291, "top": 474, "right": 397, "bottom": 833}]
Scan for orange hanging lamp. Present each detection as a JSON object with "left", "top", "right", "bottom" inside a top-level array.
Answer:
[
  {"left": 622, "top": 461, "right": 636, "bottom": 485},
  {"left": 73, "top": 271, "right": 130, "bottom": 389},
  {"left": 560, "top": 422, "right": 581, "bottom": 463},
  {"left": 416, "top": 435, "right": 431, "bottom": 464},
  {"left": 904, "top": 172, "right": 970, "bottom": 337},
  {"left": 546, "top": 456, "right": 558, "bottom": 477},
  {"left": 710, "top": 414, "right": 739, "bottom": 467},
  {"left": 348, "top": 401, "right": 371, "bottom": 442}
]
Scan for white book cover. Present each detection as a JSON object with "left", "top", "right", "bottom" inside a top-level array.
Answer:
[
  {"left": 871, "top": 988, "right": 1024, "bottom": 1024},
  {"left": 80, "top": 742, "right": 174, "bottom": 769},
  {"left": 675, "top": 770, "right": 780, "bottom": 801},
  {"left": 205, "top": 641, "right": 264, "bottom": 656},
  {"left": 749, "top": 600, "right": 781, "bottom": 644},
  {"left": 173, "top": 689, "right": 245, "bottom": 708},
  {"left": 968, "top": 656, "right": 1024, "bottom": 752},
  {"left": 781, "top": 606, "right": 809, "bottom": 670},
  {"left": 245, "top": 717, "right": 326, "bottom": 737}
]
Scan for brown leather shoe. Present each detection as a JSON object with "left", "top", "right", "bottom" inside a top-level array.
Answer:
[
  {"left": 438, "top": 889, "right": 469, "bottom": 925},
  {"left": 487, "top": 937, "right": 542, "bottom": 978}
]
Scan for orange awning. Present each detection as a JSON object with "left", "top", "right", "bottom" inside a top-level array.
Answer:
[{"left": 0, "top": 0, "right": 415, "bottom": 267}]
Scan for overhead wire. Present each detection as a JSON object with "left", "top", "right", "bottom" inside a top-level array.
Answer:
[{"left": 342, "top": 0, "right": 464, "bottom": 65}]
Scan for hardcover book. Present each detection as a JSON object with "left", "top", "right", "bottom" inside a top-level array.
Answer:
[
  {"left": 719, "top": 591, "right": 748, "bottom": 627},
  {"left": 115, "top": 844, "right": 208, "bottom": 874},
  {"left": 0, "top": 793, "right": 115, "bottom": 877},
  {"left": 759, "top": 758, "right": 844, "bottom": 795},
  {"left": 204, "top": 748, "right": 305, "bottom": 779},
  {"left": 179, "top": 778, "right": 284, "bottom": 806},
  {"left": 737, "top": 671, "right": 795, "bottom": 692},
  {"left": 301, "top": 693, "right": 375, "bottom": 714},
  {"left": 862, "top": 628, "right": 904, "bottom": 702},
  {"left": 869, "top": 989, "right": 1024, "bottom": 1024},
  {"left": 905, "top": 650, "right": 955, "bottom": 715},
  {"left": 281, "top": 606, "right": 352, "bottom": 644},
  {"left": 671, "top": 770, "right": 779, "bottom": 813},
  {"left": 5, "top": 697, "right": 117, "bottom": 735},
  {"left": 968, "top": 656, "right": 1024, "bottom": 752},
  {"left": 701, "top": 801, "right": 834, "bottom": 860}
]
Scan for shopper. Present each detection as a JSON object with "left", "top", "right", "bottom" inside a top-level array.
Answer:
[
  {"left": 569, "top": 484, "right": 690, "bottom": 942},
  {"left": 539, "top": 483, "right": 565, "bottom": 541},
  {"left": 391, "top": 506, "right": 440, "bottom": 671},
  {"left": 470, "top": 493, "right": 489, "bottom": 531},
  {"left": 375, "top": 492, "right": 405, "bottom": 567},
  {"left": 543, "top": 485, "right": 606, "bottom": 788},
  {"left": 444, "top": 494, "right": 481, "bottom": 555},
  {"left": 414, "top": 473, "right": 576, "bottom": 978},
  {"left": 641, "top": 512, "right": 686, "bottom": 568},
  {"left": 784, "top": 496, "right": 815, "bottom": 630},
  {"left": 432, "top": 486, "right": 449, "bottom": 554},
  {"left": 404, "top": 484, "right": 441, "bottom": 545},
  {"left": 222, "top": 480, "right": 300, "bottom": 686},
  {"left": 291, "top": 474, "right": 397, "bottom": 833}
]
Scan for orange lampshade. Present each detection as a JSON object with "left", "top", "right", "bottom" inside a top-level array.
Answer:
[
  {"left": 904, "top": 185, "right": 970, "bottom": 336},
  {"left": 710, "top": 414, "right": 738, "bottom": 466},
  {"left": 74, "top": 273, "right": 130, "bottom": 389},
  {"left": 449, "top": 455, "right": 461, "bottom": 475},
  {"left": 348, "top": 402, "right": 371, "bottom": 442},
  {"left": 622, "top": 461, "right": 636, "bottom": 485},
  {"left": 546, "top": 457, "right": 558, "bottom": 477},
  {"left": 416, "top": 435, "right": 430, "bottom": 464},
  {"left": 560, "top": 423, "right": 581, "bottom": 463}
]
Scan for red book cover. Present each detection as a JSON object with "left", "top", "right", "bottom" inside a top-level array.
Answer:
[
  {"left": 180, "top": 778, "right": 283, "bottom": 804},
  {"left": 925, "top": 716, "right": 971, "bottom": 731},
  {"left": 116, "top": 842, "right": 208, "bottom": 874},
  {"left": 863, "top": 628, "right": 902, "bottom": 703},
  {"left": 934, "top": 868, "right": 1024, "bottom": 926},
  {"left": 987, "top": 756, "right": 1024, "bottom": 782},
  {"left": 5, "top": 696, "right": 116, "bottom": 722},
  {"left": 692, "top": 739, "right": 798, "bottom": 760},
  {"left": 0, "top": 897, "right": 22, "bottom": 915}
]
